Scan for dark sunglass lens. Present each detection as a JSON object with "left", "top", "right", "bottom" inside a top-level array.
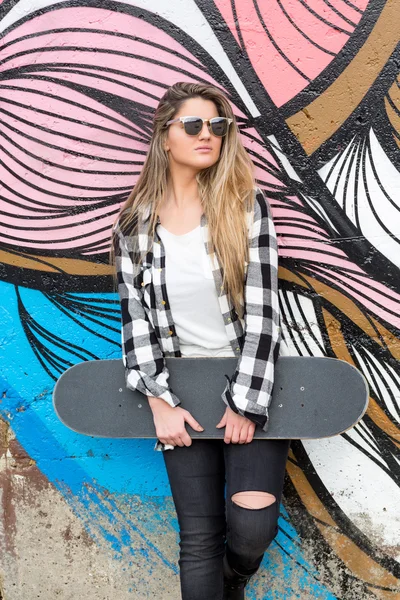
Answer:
[
  {"left": 184, "top": 118, "right": 203, "bottom": 135},
  {"left": 211, "top": 118, "right": 228, "bottom": 136}
]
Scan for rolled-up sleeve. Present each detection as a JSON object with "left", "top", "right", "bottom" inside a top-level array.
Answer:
[
  {"left": 114, "top": 227, "right": 181, "bottom": 408},
  {"left": 221, "top": 189, "right": 280, "bottom": 431}
]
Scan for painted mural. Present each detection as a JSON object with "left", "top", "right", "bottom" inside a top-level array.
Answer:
[{"left": 0, "top": 0, "right": 399, "bottom": 598}]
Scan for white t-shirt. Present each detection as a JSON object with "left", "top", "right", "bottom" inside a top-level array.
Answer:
[{"left": 157, "top": 223, "right": 235, "bottom": 358}]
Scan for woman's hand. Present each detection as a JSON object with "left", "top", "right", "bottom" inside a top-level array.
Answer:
[
  {"left": 148, "top": 396, "right": 204, "bottom": 447},
  {"left": 216, "top": 406, "right": 256, "bottom": 444}
]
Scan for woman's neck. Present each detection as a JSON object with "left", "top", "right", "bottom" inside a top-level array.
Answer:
[
  {"left": 158, "top": 168, "right": 203, "bottom": 235},
  {"left": 166, "top": 163, "right": 201, "bottom": 210}
]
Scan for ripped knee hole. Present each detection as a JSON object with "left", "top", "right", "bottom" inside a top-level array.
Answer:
[{"left": 231, "top": 491, "right": 276, "bottom": 510}]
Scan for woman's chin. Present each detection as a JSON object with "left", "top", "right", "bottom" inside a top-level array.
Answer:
[{"left": 191, "top": 156, "right": 219, "bottom": 171}]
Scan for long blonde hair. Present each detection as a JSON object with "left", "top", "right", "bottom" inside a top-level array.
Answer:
[{"left": 113, "top": 82, "right": 255, "bottom": 317}]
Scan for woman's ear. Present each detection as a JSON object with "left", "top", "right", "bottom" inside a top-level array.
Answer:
[{"left": 163, "top": 132, "right": 170, "bottom": 152}]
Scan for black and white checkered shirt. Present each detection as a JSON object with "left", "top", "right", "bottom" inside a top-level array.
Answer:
[{"left": 115, "top": 187, "right": 281, "bottom": 445}]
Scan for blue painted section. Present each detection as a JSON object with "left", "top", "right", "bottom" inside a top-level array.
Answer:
[
  {"left": 0, "top": 281, "right": 337, "bottom": 598},
  {"left": 0, "top": 284, "right": 169, "bottom": 496}
]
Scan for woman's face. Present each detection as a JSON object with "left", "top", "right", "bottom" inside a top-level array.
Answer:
[{"left": 164, "top": 97, "right": 223, "bottom": 173}]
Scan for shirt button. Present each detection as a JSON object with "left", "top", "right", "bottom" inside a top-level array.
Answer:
[
  {"left": 159, "top": 268, "right": 162, "bottom": 272},
  {"left": 141, "top": 282, "right": 145, "bottom": 287},
  {"left": 236, "top": 347, "right": 240, "bottom": 351},
  {"left": 227, "top": 318, "right": 231, "bottom": 323},
  {"left": 168, "top": 330, "right": 173, "bottom": 336},
  {"left": 161, "top": 300, "right": 166, "bottom": 305}
]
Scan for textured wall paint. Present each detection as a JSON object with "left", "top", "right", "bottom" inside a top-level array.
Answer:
[{"left": 0, "top": 1, "right": 399, "bottom": 599}]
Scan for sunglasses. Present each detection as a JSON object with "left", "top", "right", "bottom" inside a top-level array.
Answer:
[{"left": 165, "top": 116, "right": 233, "bottom": 137}]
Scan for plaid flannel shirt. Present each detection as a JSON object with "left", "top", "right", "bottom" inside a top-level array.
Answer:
[{"left": 114, "top": 187, "right": 281, "bottom": 447}]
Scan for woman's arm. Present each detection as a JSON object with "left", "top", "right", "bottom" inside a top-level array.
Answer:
[
  {"left": 114, "top": 227, "right": 180, "bottom": 407},
  {"left": 221, "top": 188, "right": 280, "bottom": 432},
  {"left": 115, "top": 227, "right": 204, "bottom": 447}
]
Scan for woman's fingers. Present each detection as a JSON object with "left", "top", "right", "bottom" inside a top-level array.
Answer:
[
  {"left": 230, "top": 424, "right": 240, "bottom": 444},
  {"left": 226, "top": 423, "right": 244, "bottom": 444},
  {"left": 154, "top": 407, "right": 202, "bottom": 448},
  {"left": 224, "top": 421, "right": 233, "bottom": 444},
  {"left": 180, "top": 430, "right": 193, "bottom": 447},
  {"left": 239, "top": 424, "right": 248, "bottom": 444},
  {"left": 158, "top": 407, "right": 256, "bottom": 447},
  {"left": 221, "top": 408, "right": 256, "bottom": 444},
  {"left": 183, "top": 410, "right": 204, "bottom": 432},
  {"left": 216, "top": 410, "right": 228, "bottom": 428},
  {"left": 246, "top": 423, "right": 255, "bottom": 444}
]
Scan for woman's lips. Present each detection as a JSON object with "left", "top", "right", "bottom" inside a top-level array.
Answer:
[{"left": 195, "top": 147, "right": 212, "bottom": 152}]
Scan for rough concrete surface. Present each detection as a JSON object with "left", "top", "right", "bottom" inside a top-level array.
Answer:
[
  {"left": 0, "top": 422, "right": 326, "bottom": 600},
  {"left": 0, "top": 424, "right": 180, "bottom": 600}
]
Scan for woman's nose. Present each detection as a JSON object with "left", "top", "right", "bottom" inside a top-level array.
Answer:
[{"left": 198, "top": 121, "right": 211, "bottom": 139}]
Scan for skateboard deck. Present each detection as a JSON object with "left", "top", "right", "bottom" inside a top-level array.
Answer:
[{"left": 53, "top": 357, "right": 368, "bottom": 439}]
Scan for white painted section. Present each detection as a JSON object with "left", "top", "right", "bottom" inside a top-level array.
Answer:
[
  {"left": 319, "top": 128, "right": 400, "bottom": 267},
  {"left": 303, "top": 436, "right": 400, "bottom": 559},
  {"left": 301, "top": 194, "right": 338, "bottom": 232},
  {"left": 344, "top": 420, "right": 387, "bottom": 468},
  {"left": 279, "top": 291, "right": 325, "bottom": 357},
  {"left": 268, "top": 135, "right": 303, "bottom": 182},
  {"left": 352, "top": 345, "right": 400, "bottom": 423},
  {"left": 359, "top": 129, "right": 400, "bottom": 266}
]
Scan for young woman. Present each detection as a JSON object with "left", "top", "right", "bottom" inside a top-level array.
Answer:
[{"left": 113, "top": 82, "right": 290, "bottom": 600}]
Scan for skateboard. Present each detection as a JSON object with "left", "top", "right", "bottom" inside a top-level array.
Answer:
[{"left": 53, "top": 357, "right": 369, "bottom": 439}]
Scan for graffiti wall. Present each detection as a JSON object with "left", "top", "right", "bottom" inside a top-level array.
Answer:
[{"left": 0, "top": 1, "right": 399, "bottom": 598}]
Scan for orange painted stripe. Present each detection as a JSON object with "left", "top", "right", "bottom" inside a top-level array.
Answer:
[
  {"left": 0, "top": 250, "right": 113, "bottom": 277},
  {"left": 279, "top": 267, "right": 396, "bottom": 352},
  {"left": 286, "top": 0, "right": 400, "bottom": 154}
]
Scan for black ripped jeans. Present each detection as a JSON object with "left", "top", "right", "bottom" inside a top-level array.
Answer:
[{"left": 163, "top": 438, "right": 290, "bottom": 600}]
